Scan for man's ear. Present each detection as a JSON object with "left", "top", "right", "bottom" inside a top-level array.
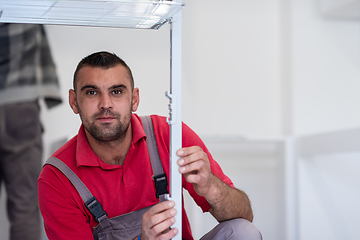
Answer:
[
  {"left": 69, "top": 89, "right": 79, "bottom": 114},
  {"left": 132, "top": 87, "right": 140, "bottom": 112}
]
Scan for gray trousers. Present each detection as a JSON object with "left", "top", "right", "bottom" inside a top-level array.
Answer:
[
  {"left": 0, "top": 101, "right": 42, "bottom": 240},
  {"left": 201, "top": 218, "right": 262, "bottom": 240}
]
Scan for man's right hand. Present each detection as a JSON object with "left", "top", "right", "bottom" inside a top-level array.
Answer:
[{"left": 140, "top": 200, "right": 178, "bottom": 240}]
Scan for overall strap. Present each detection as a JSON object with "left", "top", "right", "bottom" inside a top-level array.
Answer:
[
  {"left": 140, "top": 115, "right": 169, "bottom": 202},
  {"left": 46, "top": 157, "right": 108, "bottom": 223},
  {"left": 45, "top": 115, "right": 167, "bottom": 224}
]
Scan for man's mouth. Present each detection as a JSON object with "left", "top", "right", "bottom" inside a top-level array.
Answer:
[
  {"left": 94, "top": 109, "right": 119, "bottom": 123},
  {"left": 96, "top": 115, "right": 116, "bottom": 123}
]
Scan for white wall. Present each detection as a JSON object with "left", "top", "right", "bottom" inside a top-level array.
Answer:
[
  {"left": 290, "top": 0, "right": 360, "bottom": 240},
  {"left": 291, "top": 0, "right": 360, "bottom": 135},
  {"left": 181, "top": 0, "right": 283, "bottom": 136},
  {"left": 298, "top": 148, "right": 360, "bottom": 240}
]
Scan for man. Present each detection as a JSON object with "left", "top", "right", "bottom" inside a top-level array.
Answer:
[
  {"left": 0, "top": 23, "right": 62, "bottom": 240},
  {"left": 38, "top": 51, "right": 261, "bottom": 240}
]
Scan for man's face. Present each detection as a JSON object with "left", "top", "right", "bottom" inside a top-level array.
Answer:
[{"left": 69, "top": 65, "right": 139, "bottom": 142}]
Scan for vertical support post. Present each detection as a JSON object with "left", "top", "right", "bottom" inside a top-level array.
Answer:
[
  {"left": 284, "top": 137, "right": 298, "bottom": 240},
  {"left": 166, "top": 4, "right": 182, "bottom": 240}
]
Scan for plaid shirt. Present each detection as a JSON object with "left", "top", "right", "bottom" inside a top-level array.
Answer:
[{"left": 0, "top": 23, "right": 62, "bottom": 108}]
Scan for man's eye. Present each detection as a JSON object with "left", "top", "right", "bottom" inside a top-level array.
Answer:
[
  {"left": 112, "top": 90, "right": 122, "bottom": 95},
  {"left": 86, "top": 90, "right": 97, "bottom": 95}
]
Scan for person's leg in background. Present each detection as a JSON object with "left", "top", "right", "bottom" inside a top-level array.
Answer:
[{"left": 0, "top": 101, "right": 42, "bottom": 240}]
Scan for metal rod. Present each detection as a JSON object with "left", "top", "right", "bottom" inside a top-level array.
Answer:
[{"left": 167, "top": 4, "right": 182, "bottom": 239}]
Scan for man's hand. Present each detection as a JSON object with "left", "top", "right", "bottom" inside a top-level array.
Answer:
[
  {"left": 177, "top": 146, "right": 254, "bottom": 222},
  {"left": 177, "top": 146, "right": 214, "bottom": 197},
  {"left": 141, "top": 201, "right": 178, "bottom": 240}
]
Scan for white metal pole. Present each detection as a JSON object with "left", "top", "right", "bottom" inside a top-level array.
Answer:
[{"left": 167, "top": 3, "right": 182, "bottom": 240}]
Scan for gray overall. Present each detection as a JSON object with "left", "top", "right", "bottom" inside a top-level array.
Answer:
[{"left": 45, "top": 116, "right": 169, "bottom": 240}]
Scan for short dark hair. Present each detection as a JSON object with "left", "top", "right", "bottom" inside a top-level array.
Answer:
[{"left": 73, "top": 51, "right": 134, "bottom": 91}]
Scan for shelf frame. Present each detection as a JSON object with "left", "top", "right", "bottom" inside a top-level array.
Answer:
[
  {"left": 166, "top": 7, "right": 182, "bottom": 239},
  {"left": 0, "top": 0, "right": 184, "bottom": 239},
  {"left": 0, "top": 0, "right": 184, "bottom": 29}
]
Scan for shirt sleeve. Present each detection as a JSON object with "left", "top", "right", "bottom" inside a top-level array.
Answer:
[{"left": 38, "top": 165, "right": 94, "bottom": 240}]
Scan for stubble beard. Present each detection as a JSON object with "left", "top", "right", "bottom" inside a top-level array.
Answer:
[{"left": 78, "top": 103, "right": 132, "bottom": 142}]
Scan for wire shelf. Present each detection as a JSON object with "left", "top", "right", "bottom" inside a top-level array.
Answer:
[{"left": 0, "top": 0, "right": 184, "bottom": 29}]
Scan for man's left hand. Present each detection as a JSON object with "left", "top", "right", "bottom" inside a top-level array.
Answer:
[{"left": 177, "top": 146, "right": 214, "bottom": 197}]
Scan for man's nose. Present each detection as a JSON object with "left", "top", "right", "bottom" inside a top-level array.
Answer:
[{"left": 99, "top": 93, "right": 113, "bottom": 109}]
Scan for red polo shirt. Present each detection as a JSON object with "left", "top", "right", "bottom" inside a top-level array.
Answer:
[{"left": 38, "top": 114, "right": 234, "bottom": 240}]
